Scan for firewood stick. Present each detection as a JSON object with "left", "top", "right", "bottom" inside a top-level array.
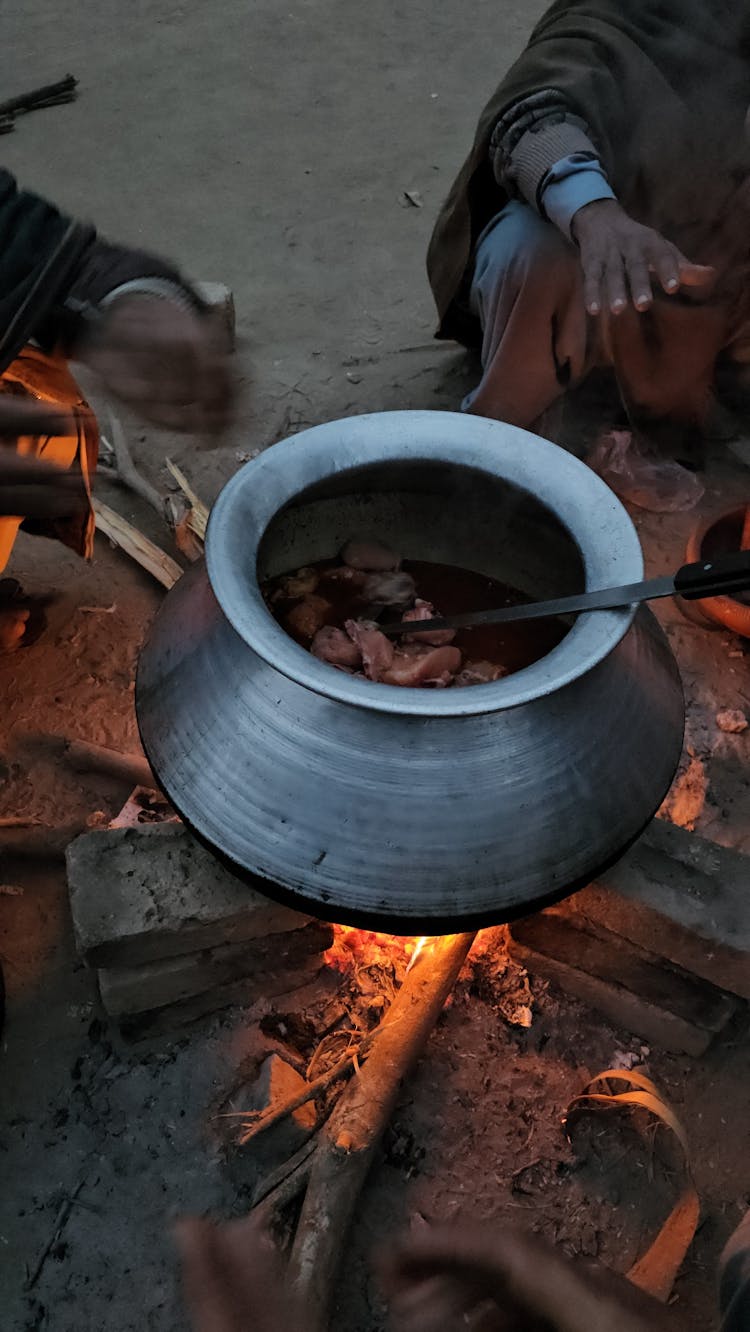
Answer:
[
  {"left": 286, "top": 932, "right": 476, "bottom": 1331},
  {"left": 93, "top": 498, "right": 182, "bottom": 589},
  {"left": 741, "top": 504, "right": 750, "bottom": 552},
  {"left": 236, "top": 1034, "right": 375, "bottom": 1145},
  {"left": 1, "top": 821, "right": 87, "bottom": 860},
  {"left": 62, "top": 738, "right": 157, "bottom": 789},
  {"left": 165, "top": 458, "right": 210, "bottom": 540}
]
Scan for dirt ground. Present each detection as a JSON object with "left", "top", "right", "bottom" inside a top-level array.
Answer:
[{"left": 1, "top": 1, "right": 750, "bottom": 1329}]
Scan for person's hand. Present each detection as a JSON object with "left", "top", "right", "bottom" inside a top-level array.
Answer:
[
  {"left": 380, "top": 1225, "right": 684, "bottom": 1332},
  {"left": 176, "top": 1214, "right": 310, "bottom": 1332},
  {"left": 571, "top": 199, "right": 715, "bottom": 317},
  {"left": 77, "top": 294, "right": 234, "bottom": 435},
  {"left": 0, "top": 451, "right": 85, "bottom": 520},
  {"left": 0, "top": 397, "right": 86, "bottom": 520},
  {"left": 0, "top": 397, "right": 77, "bottom": 440}
]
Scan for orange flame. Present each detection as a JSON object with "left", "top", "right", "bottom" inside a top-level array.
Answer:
[{"left": 325, "top": 924, "right": 428, "bottom": 974}]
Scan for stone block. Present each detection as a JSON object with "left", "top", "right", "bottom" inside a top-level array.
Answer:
[
  {"left": 98, "top": 919, "right": 332, "bottom": 1017},
  {"left": 594, "top": 819, "right": 750, "bottom": 1000},
  {"left": 118, "top": 953, "right": 325, "bottom": 1039},
  {"left": 67, "top": 824, "right": 314, "bottom": 968},
  {"left": 509, "top": 913, "right": 737, "bottom": 1057}
]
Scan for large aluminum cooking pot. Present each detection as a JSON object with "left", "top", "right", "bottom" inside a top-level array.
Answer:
[{"left": 136, "top": 411, "right": 684, "bottom": 932}]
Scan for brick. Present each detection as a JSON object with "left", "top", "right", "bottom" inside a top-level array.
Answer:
[
  {"left": 98, "top": 920, "right": 332, "bottom": 1017},
  {"left": 564, "top": 885, "right": 750, "bottom": 1003},
  {"left": 595, "top": 819, "right": 750, "bottom": 1000},
  {"left": 118, "top": 953, "right": 325, "bottom": 1039},
  {"left": 508, "top": 913, "right": 737, "bottom": 1056},
  {"left": 67, "top": 824, "right": 314, "bottom": 968}
]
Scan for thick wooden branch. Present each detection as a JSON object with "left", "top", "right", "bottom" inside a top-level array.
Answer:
[{"left": 285, "top": 932, "right": 476, "bottom": 1330}]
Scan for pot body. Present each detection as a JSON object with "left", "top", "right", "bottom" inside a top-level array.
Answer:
[{"left": 137, "top": 411, "right": 684, "bottom": 932}]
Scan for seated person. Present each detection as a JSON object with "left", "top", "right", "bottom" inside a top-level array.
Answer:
[
  {"left": 426, "top": 0, "right": 750, "bottom": 445},
  {"left": 0, "top": 167, "right": 232, "bottom": 650}
]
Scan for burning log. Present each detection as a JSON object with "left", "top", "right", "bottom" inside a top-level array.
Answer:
[{"left": 262, "top": 931, "right": 477, "bottom": 1331}]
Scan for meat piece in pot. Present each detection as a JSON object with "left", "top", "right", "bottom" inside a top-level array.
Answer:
[
  {"left": 402, "top": 599, "right": 456, "bottom": 646},
  {"left": 318, "top": 565, "right": 369, "bottom": 592},
  {"left": 311, "top": 625, "right": 362, "bottom": 669},
  {"left": 454, "top": 660, "right": 507, "bottom": 687},
  {"left": 286, "top": 594, "right": 332, "bottom": 641},
  {"left": 344, "top": 619, "right": 394, "bottom": 681},
  {"left": 362, "top": 571, "right": 416, "bottom": 608},
  {"left": 269, "top": 566, "right": 319, "bottom": 601},
  {"left": 382, "top": 644, "right": 462, "bottom": 687},
  {"left": 342, "top": 538, "right": 400, "bottom": 572}
]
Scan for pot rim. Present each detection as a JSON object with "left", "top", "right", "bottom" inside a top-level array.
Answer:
[{"left": 206, "top": 410, "right": 643, "bottom": 717}]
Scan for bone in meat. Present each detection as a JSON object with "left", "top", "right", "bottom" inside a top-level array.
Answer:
[{"left": 344, "top": 619, "right": 394, "bottom": 681}]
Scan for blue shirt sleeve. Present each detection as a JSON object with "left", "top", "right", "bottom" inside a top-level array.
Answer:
[{"left": 540, "top": 153, "right": 615, "bottom": 238}]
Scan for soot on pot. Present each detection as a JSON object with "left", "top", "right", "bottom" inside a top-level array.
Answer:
[{"left": 263, "top": 537, "right": 568, "bottom": 688}]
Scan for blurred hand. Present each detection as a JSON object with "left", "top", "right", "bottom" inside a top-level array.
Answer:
[
  {"left": 380, "top": 1225, "right": 683, "bottom": 1332},
  {"left": 0, "top": 396, "right": 76, "bottom": 440},
  {"left": 571, "top": 199, "right": 715, "bottom": 317},
  {"left": 176, "top": 1214, "right": 310, "bottom": 1332},
  {"left": 78, "top": 294, "right": 234, "bottom": 435},
  {"left": 0, "top": 451, "right": 85, "bottom": 520}
]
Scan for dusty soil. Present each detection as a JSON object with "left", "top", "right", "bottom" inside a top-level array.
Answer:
[{"left": 1, "top": 1, "right": 749, "bottom": 1329}]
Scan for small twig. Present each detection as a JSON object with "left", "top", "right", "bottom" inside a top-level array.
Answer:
[
  {"left": 25, "top": 1180, "right": 84, "bottom": 1289},
  {"left": 251, "top": 1138, "right": 319, "bottom": 1209},
  {"left": 0, "top": 75, "right": 77, "bottom": 118},
  {"left": 237, "top": 1037, "right": 373, "bottom": 1146}
]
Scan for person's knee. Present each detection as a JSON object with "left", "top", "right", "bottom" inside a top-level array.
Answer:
[{"left": 473, "top": 203, "right": 574, "bottom": 293}]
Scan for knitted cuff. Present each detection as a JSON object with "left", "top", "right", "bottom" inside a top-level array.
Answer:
[{"left": 507, "top": 122, "right": 602, "bottom": 210}]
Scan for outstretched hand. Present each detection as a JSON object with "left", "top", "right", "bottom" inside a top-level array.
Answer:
[
  {"left": 77, "top": 294, "right": 234, "bottom": 436},
  {"left": 380, "top": 1225, "right": 684, "bottom": 1332},
  {"left": 177, "top": 1214, "right": 310, "bottom": 1332},
  {"left": 571, "top": 199, "right": 715, "bottom": 317}
]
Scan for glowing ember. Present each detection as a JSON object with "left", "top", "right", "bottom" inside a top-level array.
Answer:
[{"left": 325, "top": 924, "right": 428, "bottom": 974}]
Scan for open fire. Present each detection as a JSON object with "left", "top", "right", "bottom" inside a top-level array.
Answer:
[{"left": 325, "top": 923, "right": 427, "bottom": 975}]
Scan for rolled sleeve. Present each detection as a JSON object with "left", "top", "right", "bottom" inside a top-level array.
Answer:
[{"left": 540, "top": 155, "right": 615, "bottom": 238}]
